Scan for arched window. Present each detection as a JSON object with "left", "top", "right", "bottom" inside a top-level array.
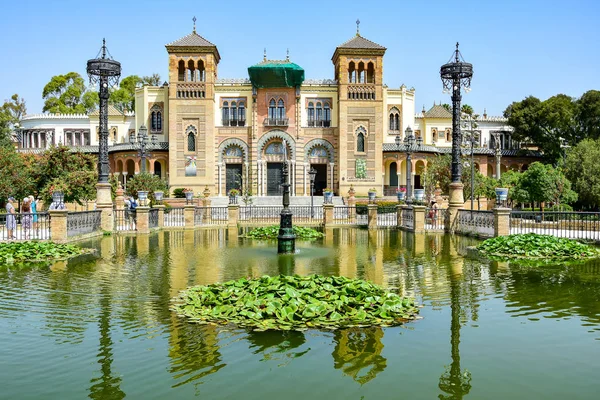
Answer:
[
  {"left": 238, "top": 102, "right": 245, "bottom": 126},
  {"left": 389, "top": 108, "right": 400, "bottom": 131},
  {"left": 197, "top": 60, "right": 205, "bottom": 81},
  {"left": 178, "top": 60, "right": 185, "bottom": 81},
  {"left": 358, "top": 62, "right": 365, "bottom": 83},
  {"left": 231, "top": 101, "right": 238, "bottom": 126},
  {"left": 187, "top": 131, "right": 196, "bottom": 152},
  {"left": 367, "top": 62, "right": 375, "bottom": 83},
  {"left": 151, "top": 112, "right": 157, "bottom": 131},
  {"left": 348, "top": 61, "right": 356, "bottom": 83},
  {"left": 157, "top": 112, "right": 162, "bottom": 131},
  {"left": 324, "top": 103, "right": 331, "bottom": 127},
  {"left": 316, "top": 102, "right": 323, "bottom": 126},
  {"left": 268, "top": 99, "right": 276, "bottom": 120},
  {"left": 277, "top": 99, "right": 285, "bottom": 120},
  {"left": 187, "top": 60, "right": 195, "bottom": 82},
  {"left": 222, "top": 101, "right": 229, "bottom": 125},
  {"left": 395, "top": 114, "right": 399, "bottom": 131},
  {"left": 389, "top": 114, "right": 394, "bottom": 131},
  {"left": 356, "top": 127, "right": 366, "bottom": 152},
  {"left": 308, "top": 102, "right": 315, "bottom": 126}
]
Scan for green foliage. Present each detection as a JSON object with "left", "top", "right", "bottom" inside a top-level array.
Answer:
[
  {"left": 565, "top": 138, "right": 600, "bottom": 209},
  {"left": 141, "top": 74, "right": 162, "bottom": 86},
  {"left": 37, "top": 146, "right": 97, "bottom": 205},
  {"left": 42, "top": 72, "right": 98, "bottom": 114},
  {"left": 109, "top": 75, "right": 141, "bottom": 112},
  {"left": 0, "top": 94, "right": 26, "bottom": 148},
  {"left": 513, "top": 162, "right": 577, "bottom": 207},
  {"left": 0, "top": 146, "right": 36, "bottom": 201},
  {"left": 125, "top": 173, "right": 167, "bottom": 204},
  {"left": 477, "top": 233, "right": 599, "bottom": 260},
  {"left": 172, "top": 188, "right": 186, "bottom": 198},
  {"left": 504, "top": 90, "right": 600, "bottom": 163},
  {"left": 0, "top": 241, "right": 88, "bottom": 264},
  {"left": 355, "top": 201, "right": 398, "bottom": 215},
  {"left": 244, "top": 225, "right": 324, "bottom": 240},
  {"left": 172, "top": 274, "right": 419, "bottom": 331}
]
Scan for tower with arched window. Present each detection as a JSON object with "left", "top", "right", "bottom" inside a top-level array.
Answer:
[
  {"left": 166, "top": 26, "right": 220, "bottom": 187},
  {"left": 332, "top": 30, "right": 386, "bottom": 195}
]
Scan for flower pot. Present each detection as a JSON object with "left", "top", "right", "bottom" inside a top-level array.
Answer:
[
  {"left": 495, "top": 187, "right": 509, "bottom": 202},
  {"left": 52, "top": 191, "right": 64, "bottom": 205},
  {"left": 137, "top": 191, "right": 148, "bottom": 206},
  {"left": 368, "top": 191, "right": 376, "bottom": 202},
  {"left": 414, "top": 189, "right": 425, "bottom": 201},
  {"left": 324, "top": 191, "right": 333, "bottom": 204},
  {"left": 184, "top": 191, "right": 194, "bottom": 201},
  {"left": 153, "top": 191, "right": 164, "bottom": 202},
  {"left": 397, "top": 192, "right": 406, "bottom": 202}
]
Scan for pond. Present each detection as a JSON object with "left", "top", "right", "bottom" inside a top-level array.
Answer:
[{"left": 1, "top": 229, "right": 600, "bottom": 399}]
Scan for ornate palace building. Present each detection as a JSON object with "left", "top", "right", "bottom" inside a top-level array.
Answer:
[{"left": 17, "top": 24, "right": 541, "bottom": 197}]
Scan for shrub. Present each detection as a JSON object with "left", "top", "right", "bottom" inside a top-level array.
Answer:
[
  {"left": 477, "top": 233, "right": 599, "bottom": 260},
  {"left": 172, "top": 188, "right": 186, "bottom": 198}
]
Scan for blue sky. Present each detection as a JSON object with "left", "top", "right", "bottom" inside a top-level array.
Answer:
[{"left": 1, "top": 0, "right": 598, "bottom": 115}]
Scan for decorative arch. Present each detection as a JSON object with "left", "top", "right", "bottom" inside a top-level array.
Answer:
[
  {"left": 304, "top": 138, "right": 335, "bottom": 163},
  {"left": 185, "top": 125, "right": 197, "bottom": 152},
  {"left": 218, "top": 138, "right": 249, "bottom": 163},
  {"left": 257, "top": 130, "right": 296, "bottom": 160}
]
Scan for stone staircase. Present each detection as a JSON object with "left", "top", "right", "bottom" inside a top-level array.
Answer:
[{"left": 209, "top": 196, "right": 345, "bottom": 207}]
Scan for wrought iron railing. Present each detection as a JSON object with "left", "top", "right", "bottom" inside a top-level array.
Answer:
[
  {"left": 401, "top": 208, "right": 414, "bottom": 230},
  {"left": 149, "top": 209, "right": 159, "bottom": 229},
  {"left": 425, "top": 207, "right": 448, "bottom": 231},
  {"left": 114, "top": 209, "right": 136, "bottom": 231},
  {"left": 208, "top": 207, "right": 228, "bottom": 225},
  {"left": 263, "top": 117, "right": 289, "bottom": 126},
  {"left": 0, "top": 212, "right": 50, "bottom": 240},
  {"left": 289, "top": 206, "right": 319, "bottom": 224},
  {"left": 332, "top": 206, "right": 356, "bottom": 225},
  {"left": 307, "top": 120, "right": 331, "bottom": 128},
  {"left": 377, "top": 206, "right": 397, "bottom": 227},
  {"left": 67, "top": 210, "right": 101, "bottom": 237},
  {"left": 456, "top": 209, "right": 494, "bottom": 237},
  {"left": 164, "top": 207, "right": 185, "bottom": 227},
  {"left": 510, "top": 211, "right": 600, "bottom": 241},
  {"left": 240, "top": 206, "right": 282, "bottom": 224}
]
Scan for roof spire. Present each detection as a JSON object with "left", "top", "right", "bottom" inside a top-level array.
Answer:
[
  {"left": 422, "top": 104, "right": 426, "bottom": 113},
  {"left": 455, "top": 42, "right": 460, "bottom": 62},
  {"left": 286, "top": 48, "right": 289, "bottom": 61},
  {"left": 263, "top": 48, "right": 267, "bottom": 62},
  {"left": 356, "top": 19, "right": 361, "bottom": 36},
  {"left": 192, "top": 16, "right": 196, "bottom": 33},
  {"left": 101, "top": 38, "right": 106, "bottom": 58}
]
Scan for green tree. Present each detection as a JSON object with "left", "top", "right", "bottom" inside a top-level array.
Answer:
[
  {"left": 141, "top": 74, "right": 161, "bottom": 86},
  {"left": 37, "top": 146, "right": 98, "bottom": 205},
  {"left": 0, "top": 94, "right": 27, "bottom": 147},
  {"left": 109, "top": 75, "right": 142, "bottom": 112},
  {"left": 42, "top": 72, "right": 98, "bottom": 114},
  {"left": 576, "top": 90, "right": 600, "bottom": 140},
  {"left": 0, "top": 147, "right": 36, "bottom": 201},
  {"left": 460, "top": 104, "right": 474, "bottom": 116},
  {"left": 565, "top": 138, "right": 600, "bottom": 209},
  {"left": 441, "top": 103, "right": 451, "bottom": 111}
]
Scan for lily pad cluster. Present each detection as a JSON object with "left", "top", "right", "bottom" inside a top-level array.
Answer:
[
  {"left": 0, "top": 241, "right": 88, "bottom": 265},
  {"left": 477, "top": 233, "right": 600, "bottom": 260},
  {"left": 172, "top": 274, "right": 419, "bottom": 331},
  {"left": 243, "top": 225, "right": 324, "bottom": 240}
]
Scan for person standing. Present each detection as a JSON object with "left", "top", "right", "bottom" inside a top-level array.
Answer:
[
  {"left": 21, "top": 198, "right": 32, "bottom": 240},
  {"left": 5, "top": 197, "right": 17, "bottom": 240},
  {"left": 29, "top": 196, "right": 38, "bottom": 238}
]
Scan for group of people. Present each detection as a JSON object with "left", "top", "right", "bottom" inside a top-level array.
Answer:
[
  {"left": 123, "top": 196, "right": 138, "bottom": 229},
  {"left": 4, "top": 196, "right": 39, "bottom": 240}
]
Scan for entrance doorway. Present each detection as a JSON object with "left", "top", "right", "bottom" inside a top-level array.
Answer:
[
  {"left": 414, "top": 175, "right": 422, "bottom": 189},
  {"left": 226, "top": 164, "right": 242, "bottom": 194},
  {"left": 310, "top": 164, "right": 327, "bottom": 195},
  {"left": 267, "top": 163, "right": 283, "bottom": 195},
  {"left": 389, "top": 162, "right": 398, "bottom": 187}
]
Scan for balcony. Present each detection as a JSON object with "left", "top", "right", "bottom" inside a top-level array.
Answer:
[
  {"left": 263, "top": 118, "right": 289, "bottom": 127},
  {"left": 307, "top": 120, "right": 331, "bottom": 128},
  {"left": 222, "top": 119, "right": 246, "bottom": 127}
]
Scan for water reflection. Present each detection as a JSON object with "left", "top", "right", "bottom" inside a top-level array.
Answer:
[
  {"left": 246, "top": 330, "right": 309, "bottom": 362},
  {"left": 332, "top": 327, "right": 386, "bottom": 385}
]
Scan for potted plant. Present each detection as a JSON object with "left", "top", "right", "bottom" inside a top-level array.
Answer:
[
  {"left": 323, "top": 188, "right": 333, "bottom": 204},
  {"left": 347, "top": 185, "right": 356, "bottom": 199},
  {"left": 228, "top": 188, "right": 240, "bottom": 204},
  {"left": 414, "top": 189, "right": 425, "bottom": 202},
  {"left": 495, "top": 187, "right": 509, "bottom": 205},
  {"left": 153, "top": 190, "right": 164, "bottom": 203},
  {"left": 368, "top": 188, "right": 377, "bottom": 202},
  {"left": 137, "top": 190, "right": 148, "bottom": 206},
  {"left": 396, "top": 187, "right": 406, "bottom": 202},
  {"left": 183, "top": 188, "right": 194, "bottom": 203},
  {"left": 203, "top": 185, "right": 211, "bottom": 198},
  {"left": 47, "top": 180, "right": 68, "bottom": 206}
]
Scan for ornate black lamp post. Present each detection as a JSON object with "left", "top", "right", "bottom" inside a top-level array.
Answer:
[
  {"left": 87, "top": 39, "right": 121, "bottom": 183},
  {"left": 277, "top": 143, "right": 296, "bottom": 254},
  {"left": 309, "top": 167, "right": 317, "bottom": 218},
  {"left": 401, "top": 127, "right": 423, "bottom": 205},
  {"left": 129, "top": 125, "right": 157, "bottom": 173},
  {"left": 440, "top": 43, "right": 473, "bottom": 204}
]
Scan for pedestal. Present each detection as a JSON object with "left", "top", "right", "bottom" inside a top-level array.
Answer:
[
  {"left": 447, "top": 182, "right": 465, "bottom": 233},
  {"left": 323, "top": 204, "right": 334, "bottom": 226},
  {"left": 493, "top": 207, "right": 511, "bottom": 237},
  {"left": 49, "top": 210, "right": 68, "bottom": 243},
  {"left": 413, "top": 205, "right": 426, "bottom": 233},
  {"left": 184, "top": 205, "right": 195, "bottom": 230},
  {"left": 96, "top": 182, "right": 114, "bottom": 232},
  {"left": 136, "top": 206, "right": 150, "bottom": 234},
  {"left": 367, "top": 204, "right": 378, "bottom": 229},
  {"left": 228, "top": 204, "right": 239, "bottom": 228},
  {"left": 277, "top": 209, "right": 296, "bottom": 254}
]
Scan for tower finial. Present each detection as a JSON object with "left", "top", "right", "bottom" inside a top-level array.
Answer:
[
  {"left": 286, "top": 48, "right": 289, "bottom": 61},
  {"left": 102, "top": 38, "right": 106, "bottom": 58},
  {"left": 263, "top": 48, "right": 267, "bottom": 62},
  {"left": 356, "top": 19, "right": 361, "bottom": 36},
  {"left": 193, "top": 16, "right": 197, "bottom": 33},
  {"left": 455, "top": 42, "right": 460, "bottom": 62}
]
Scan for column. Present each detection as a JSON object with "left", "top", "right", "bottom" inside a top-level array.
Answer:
[
  {"left": 367, "top": 204, "right": 377, "bottom": 229},
  {"left": 49, "top": 210, "right": 68, "bottom": 243},
  {"left": 244, "top": 162, "right": 249, "bottom": 193},
  {"left": 184, "top": 205, "right": 195, "bottom": 229},
  {"left": 257, "top": 160, "right": 261, "bottom": 196},
  {"left": 323, "top": 203, "right": 334, "bottom": 226},
  {"left": 136, "top": 206, "right": 150, "bottom": 234},
  {"left": 290, "top": 160, "right": 295, "bottom": 196},
  {"left": 303, "top": 163, "right": 308, "bottom": 196},
  {"left": 413, "top": 205, "right": 426, "bottom": 233},
  {"left": 228, "top": 204, "right": 239, "bottom": 228},
  {"left": 329, "top": 162, "right": 335, "bottom": 192},
  {"left": 396, "top": 204, "right": 403, "bottom": 227},
  {"left": 493, "top": 207, "right": 511, "bottom": 237},
  {"left": 155, "top": 204, "right": 165, "bottom": 228}
]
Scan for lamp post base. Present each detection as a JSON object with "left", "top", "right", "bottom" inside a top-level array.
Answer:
[
  {"left": 96, "top": 182, "right": 114, "bottom": 231},
  {"left": 277, "top": 211, "right": 296, "bottom": 254},
  {"left": 447, "top": 182, "right": 465, "bottom": 233}
]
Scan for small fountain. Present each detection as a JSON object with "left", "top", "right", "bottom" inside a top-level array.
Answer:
[{"left": 277, "top": 141, "right": 296, "bottom": 254}]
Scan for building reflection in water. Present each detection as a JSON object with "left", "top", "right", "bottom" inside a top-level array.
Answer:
[
  {"left": 331, "top": 327, "right": 386, "bottom": 385},
  {"left": 246, "top": 330, "right": 309, "bottom": 362}
]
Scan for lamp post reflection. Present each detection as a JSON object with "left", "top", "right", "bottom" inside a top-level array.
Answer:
[{"left": 332, "top": 327, "right": 387, "bottom": 385}]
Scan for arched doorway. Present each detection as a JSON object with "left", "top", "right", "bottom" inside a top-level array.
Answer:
[
  {"left": 218, "top": 138, "right": 249, "bottom": 196},
  {"left": 389, "top": 162, "right": 398, "bottom": 187},
  {"left": 126, "top": 159, "right": 135, "bottom": 178},
  {"left": 154, "top": 161, "right": 162, "bottom": 178},
  {"left": 415, "top": 160, "right": 426, "bottom": 189},
  {"left": 264, "top": 141, "right": 290, "bottom": 196}
]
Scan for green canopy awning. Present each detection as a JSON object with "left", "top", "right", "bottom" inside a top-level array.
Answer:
[{"left": 248, "top": 61, "right": 305, "bottom": 88}]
